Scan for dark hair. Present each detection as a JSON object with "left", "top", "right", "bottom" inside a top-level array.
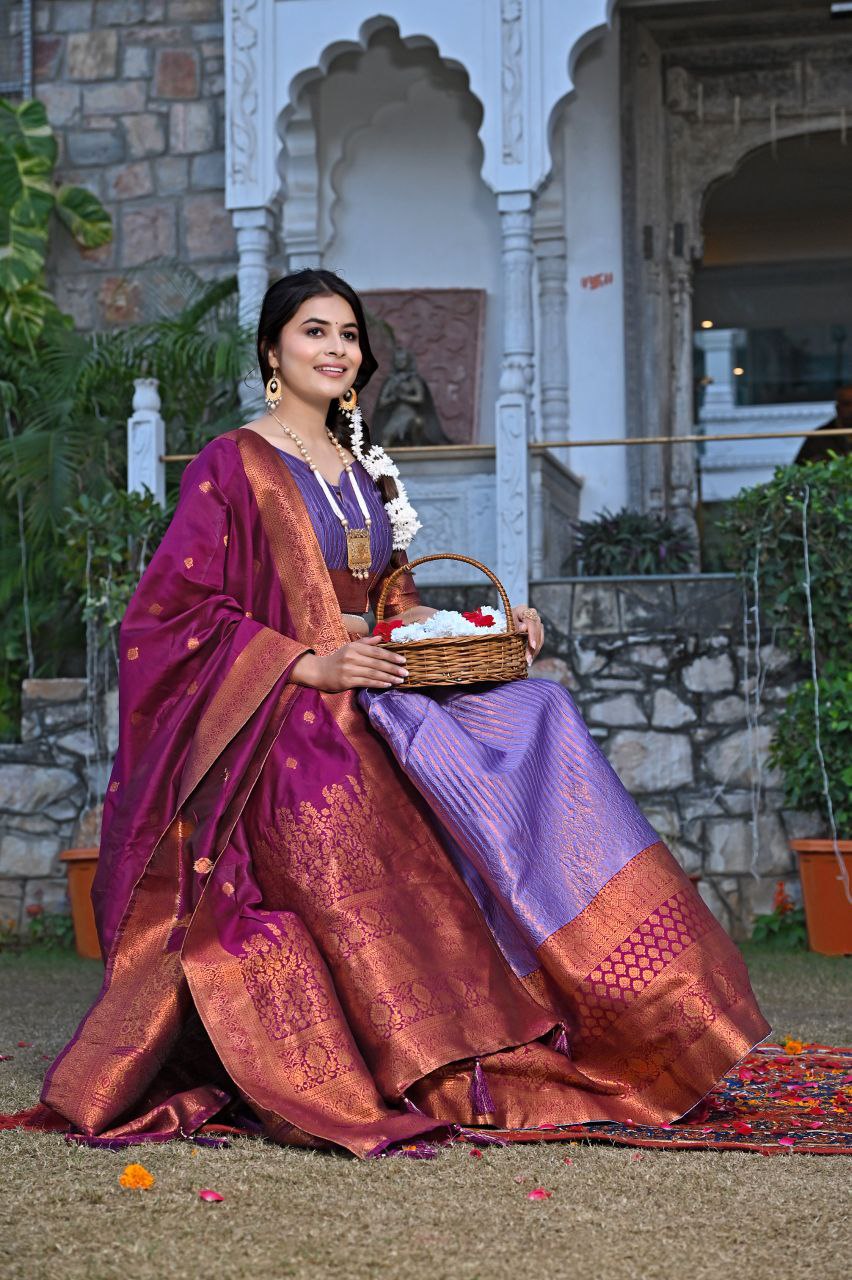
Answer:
[{"left": 256, "top": 269, "right": 404, "bottom": 561}]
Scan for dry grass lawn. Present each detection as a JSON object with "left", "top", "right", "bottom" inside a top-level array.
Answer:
[{"left": 1, "top": 945, "right": 849, "bottom": 1280}]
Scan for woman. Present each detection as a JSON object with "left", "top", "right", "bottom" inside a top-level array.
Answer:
[{"left": 21, "top": 270, "right": 768, "bottom": 1157}]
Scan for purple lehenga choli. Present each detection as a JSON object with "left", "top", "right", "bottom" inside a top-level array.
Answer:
[{"left": 5, "top": 429, "right": 768, "bottom": 1155}]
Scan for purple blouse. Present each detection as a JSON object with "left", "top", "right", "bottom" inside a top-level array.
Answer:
[{"left": 275, "top": 450, "right": 393, "bottom": 576}]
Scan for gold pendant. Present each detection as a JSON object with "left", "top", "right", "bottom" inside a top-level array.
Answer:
[{"left": 346, "top": 527, "right": 372, "bottom": 580}]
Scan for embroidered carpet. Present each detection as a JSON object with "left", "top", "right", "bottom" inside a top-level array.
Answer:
[{"left": 479, "top": 1044, "right": 852, "bottom": 1156}]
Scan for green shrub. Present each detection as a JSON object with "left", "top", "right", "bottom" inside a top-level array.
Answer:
[
  {"left": 721, "top": 454, "right": 852, "bottom": 834},
  {"left": 61, "top": 487, "right": 174, "bottom": 665},
  {"left": 721, "top": 454, "right": 850, "bottom": 668},
  {"left": 570, "top": 507, "right": 696, "bottom": 576},
  {"left": 769, "top": 662, "right": 852, "bottom": 834}
]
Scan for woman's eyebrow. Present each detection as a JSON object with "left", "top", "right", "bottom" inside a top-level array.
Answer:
[{"left": 301, "top": 316, "right": 359, "bottom": 329}]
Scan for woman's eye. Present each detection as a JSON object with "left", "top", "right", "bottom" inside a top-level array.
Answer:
[{"left": 343, "top": 332, "right": 358, "bottom": 341}]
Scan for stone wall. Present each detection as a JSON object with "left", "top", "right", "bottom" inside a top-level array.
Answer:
[
  {"left": 0, "top": 577, "right": 821, "bottom": 940},
  {"left": 16, "top": 0, "right": 233, "bottom": 328},
  {"left": 0, "top": 679, "right": 107, "bottom": 931}
]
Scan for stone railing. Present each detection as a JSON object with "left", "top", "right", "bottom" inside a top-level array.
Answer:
[{"left": 0, "top": 576, "right": 820, "bottom": 940}]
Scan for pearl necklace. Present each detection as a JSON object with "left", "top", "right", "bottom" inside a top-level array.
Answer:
[{"left": 270, "top": 412, "right": 373, "bottom": 580}]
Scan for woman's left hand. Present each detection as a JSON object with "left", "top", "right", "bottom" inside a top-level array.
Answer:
[{"left": 513, "top": 604, "right": 544, "bottom": 664}]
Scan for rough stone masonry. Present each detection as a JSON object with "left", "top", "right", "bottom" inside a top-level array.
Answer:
[{"left": 13, "top": 0, "right": 233, "bottom": 328}]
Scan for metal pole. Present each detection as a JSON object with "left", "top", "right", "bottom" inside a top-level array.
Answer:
[{"left": 160, "top": 425, "right": 852, "bottom": 464}]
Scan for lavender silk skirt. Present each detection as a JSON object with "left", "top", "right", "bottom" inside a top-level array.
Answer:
[{"left": 359, "top": 678, "right": 660, "bottom": 977}]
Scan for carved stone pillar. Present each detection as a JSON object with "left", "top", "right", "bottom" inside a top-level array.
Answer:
[
  {"left": 535, "top": 233, "right": 569, "bottom": 443},
  {"left": 495, "top": 191, "right": 534, "bottom": 605},
  {"left": 668, "top": 256, "right": 699, "bottom": 551},
  {"left": 127, "top": 379, "right": 165, "bottom": 507},
  {"left": 696, "top": 327, "right": 740, "bottom": 413},
  {"left": 232, "top": 207, "right": 274, "bottom": 406},
  {"left": 233, "top": 206, "right": 274, "bottom": 329}
]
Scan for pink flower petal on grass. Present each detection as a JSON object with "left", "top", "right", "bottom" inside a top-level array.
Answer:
[
  {"left": 563, "top": 1157, "right": 574, "bottom": 1165},
  {"left": 17, "top": 1041, "right": 32, "bottom": 1048},
  {"left": 527, "top": 1188, "right": 553, "bottom": 1200},
  {"left": 198, "top": 1188, "right": 224, "bottom": 1202}
]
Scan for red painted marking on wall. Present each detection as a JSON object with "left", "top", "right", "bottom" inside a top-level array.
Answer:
[{"left": 581, "top": 272, "right": 614, "bottom": 291}]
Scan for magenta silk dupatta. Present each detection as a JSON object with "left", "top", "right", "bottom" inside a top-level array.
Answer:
[{"left": 26, "top": 428, "right": 768, "bottom": 1156}]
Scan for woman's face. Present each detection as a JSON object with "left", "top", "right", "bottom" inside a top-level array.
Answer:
[{"left": 271, "top": 293, "right": 363, "bottom": 406}]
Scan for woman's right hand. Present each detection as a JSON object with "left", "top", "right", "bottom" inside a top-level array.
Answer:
[{"left": 291, "top": 635, "right": 409, "bottom": 692}]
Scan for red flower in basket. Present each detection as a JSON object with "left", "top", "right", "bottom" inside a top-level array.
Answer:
[
  {"left": 462, "top": 610, "right": 492, "bottom": 628},
  {"left": 373, "top": 618, "right": 405, "bottom": 643}
]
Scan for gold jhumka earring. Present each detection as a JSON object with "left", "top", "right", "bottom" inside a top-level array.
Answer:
[
  {"left": 265, "top": 369, "right": 283, "bottom": 411},
  {"left": 338, "top": 386, "right": 357, "bottom": 418}
]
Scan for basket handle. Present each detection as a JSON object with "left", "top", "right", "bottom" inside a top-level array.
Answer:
[{"left": 375, "top": 553, "right": 516, "bottom": 631}]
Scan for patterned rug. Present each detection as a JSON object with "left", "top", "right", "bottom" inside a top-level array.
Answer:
[{"left": 481, "top": 1044, "right": 852, "bottom": 1156}]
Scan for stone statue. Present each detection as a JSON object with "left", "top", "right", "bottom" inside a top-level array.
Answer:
[{"left": 372, "top": 347, "right": 448, "bottom": 447}]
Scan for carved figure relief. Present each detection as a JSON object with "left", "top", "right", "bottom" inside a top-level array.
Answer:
[
  {"left": 359, "top": 289, "right": 485, "bottom": 444},
  {"left": 371, "top": 347, "right": 448, "bottom": 447}
]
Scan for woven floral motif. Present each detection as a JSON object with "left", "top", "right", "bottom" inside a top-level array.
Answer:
[
  {"left": 239, "top": 923, "right": 333, "bottom": 1042},
  {"left": 369, "top": 970, "right": 487, "bottom": 1039},
  {"left": 325, "top": 903, "right": 400, "bottom": 962},
  {"left": 260, "top": 774, "right": 388, "bottom": 906},
  {"left": 275, "top": 1034, "right": 358, "bottom": 1095}
]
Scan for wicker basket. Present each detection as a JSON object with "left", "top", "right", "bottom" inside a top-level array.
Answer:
[{"left": 374, "top": 553, "right": 529, "bottom": 688}]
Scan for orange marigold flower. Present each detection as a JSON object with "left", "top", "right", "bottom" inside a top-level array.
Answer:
[
  {"left": 119, "top": 1163, "right": 155, "bottom": 1190},
  {"left": 784, "top": 1039, "right": 804, "bottom": 1055}
]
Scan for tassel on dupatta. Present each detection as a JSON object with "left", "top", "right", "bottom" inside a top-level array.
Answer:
[
  {"left": 469, "top": 1058, "right": 496, "bottom": 1116},
  {"left": 551, "top": 1021, "right": 572, "bottom": 1058}
]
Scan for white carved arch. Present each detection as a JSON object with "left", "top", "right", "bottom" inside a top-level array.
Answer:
[
  {"left": 284, "top": 15, "right": 470, "bottom": 113},
  {"left": 697, "top": 120, "right": 850, "bottom": 231},
  {"left": 278, "top": 101, "right": 321, "bottom": 268},
  {"left": 276, "top": 16, "right": 484, "bottom": 267},
  {"left": 226, "top": 1, "right": 618, "bottom": 211},
  {"left": 322, "top": 64, "right": 487, "bottom": 263}
]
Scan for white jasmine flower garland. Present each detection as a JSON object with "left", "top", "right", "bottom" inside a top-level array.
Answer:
[
  {"left": 349, "top": 406, "right": 422, "bottom": 550},
  {"left": 390, "top": 604, "right": 507, "bottom": 644}
]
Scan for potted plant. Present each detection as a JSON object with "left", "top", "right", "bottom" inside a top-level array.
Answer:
[
  {"left": 723, "top": 454, "right": 852, "bottom": 954},
  {"left": 567, "top": 507, "right": 697, "bottom": 576}
]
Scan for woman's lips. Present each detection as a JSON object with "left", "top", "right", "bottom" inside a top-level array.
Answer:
[{"left": 315, "top": 366, "right": 346, "bottom": 378}]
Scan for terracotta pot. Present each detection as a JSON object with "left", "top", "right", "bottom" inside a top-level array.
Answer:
[
  {"left": 789, "top": 839, "right": 852, "bottom": 956},
  {"left": 59, "top": 847, "right": 102, "bottom": 961}
]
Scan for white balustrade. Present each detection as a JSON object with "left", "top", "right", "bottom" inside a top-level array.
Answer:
[{"left": 127, "top": 378, "right": 166, "bottom": 506}]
